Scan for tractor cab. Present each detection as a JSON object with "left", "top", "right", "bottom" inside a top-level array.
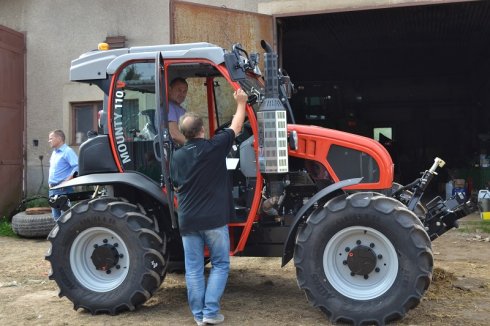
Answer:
[
  {"left": 71, "top": 43, "right": 270, "bottom": 175},
  {"left": 70, "top": 42, "right": 279, "bottom": 243},
  {"left": 107, "top": 52, "right": 267, "bottom": 227}
]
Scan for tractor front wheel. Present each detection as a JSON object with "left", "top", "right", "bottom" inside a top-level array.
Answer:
[
  {"left": 294, "top": 192, "right": 433, "bottom": 325},
  {"left": 45, "top": 197, "right": 167, "bottom": 315}
]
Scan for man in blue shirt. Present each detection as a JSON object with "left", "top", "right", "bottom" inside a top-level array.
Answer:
[
  {"left": 48, "top": 129, "right": 79, "bottom": 220},
  {"left": 168, "top": 77, "right": 188, "bottom": 145},
  {"left": 171, "top": 88, "right": 247, "bottom": 326}
]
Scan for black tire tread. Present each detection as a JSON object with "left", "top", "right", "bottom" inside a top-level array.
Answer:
[
  {"left": 294, "top": 192, "right": 432, "bottom": 326},
  {"left": 11, "top": 211, "right": 56, "bottom": 238},
  {"left": 45, "top": 197, "right": 167, "bottom": 315}
]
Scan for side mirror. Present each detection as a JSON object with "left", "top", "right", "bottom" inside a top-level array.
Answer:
[{"left": 224, "top": 53, "right": 246, "bottom": 81}]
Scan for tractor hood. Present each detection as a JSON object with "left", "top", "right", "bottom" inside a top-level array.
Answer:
[{"left": 288, "top": 124, "right": 394, "bottom": 190}]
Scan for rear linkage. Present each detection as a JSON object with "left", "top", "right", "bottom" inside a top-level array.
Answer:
[{"left": 392, "top": 157, "right": 477, "bottom": 240}]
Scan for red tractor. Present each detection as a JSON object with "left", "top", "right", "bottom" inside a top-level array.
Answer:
[{"left": 46, "top": 40, "right": 473, "bottom": 325}]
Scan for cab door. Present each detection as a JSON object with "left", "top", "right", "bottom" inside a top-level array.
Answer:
[
  {"left": 154, "top": 53, "right": 177, "bottom": 228},
  {"left": 109, "top": 60, "right": 160, "bottom": 180}
]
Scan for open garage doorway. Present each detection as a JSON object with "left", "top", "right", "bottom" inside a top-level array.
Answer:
[{"left": 277, "top": 1, "right": 490, "bottom": 198}]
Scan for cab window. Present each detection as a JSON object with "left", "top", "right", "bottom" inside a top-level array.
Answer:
[{"left": 112, "top": 61, "right": 159, "bottom": 181}]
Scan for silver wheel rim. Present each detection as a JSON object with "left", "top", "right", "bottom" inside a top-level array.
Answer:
[
  {"left": 323, "top": 226, "right": 398, "bottom": 300},
  {"left": 70, "top": 227, "right": 129, "bottom": 292}
]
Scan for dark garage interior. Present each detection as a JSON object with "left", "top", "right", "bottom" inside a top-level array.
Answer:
[{"left": 278, "top": 1, "right": 490, "bottom": 198}]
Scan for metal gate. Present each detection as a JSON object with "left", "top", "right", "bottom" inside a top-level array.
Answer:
[{"left": 0, "top": 25, "right": 25, "bottom": 217}]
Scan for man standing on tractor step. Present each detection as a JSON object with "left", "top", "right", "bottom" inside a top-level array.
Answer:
[
  {"left": 48, "top": 129, "right": 78, "bottom": 220},
  {"left": 170, "top": 88, "right": 248, "bottom": 326}
]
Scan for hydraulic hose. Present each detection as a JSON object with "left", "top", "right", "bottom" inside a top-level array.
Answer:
[{"left": 392, "top": 178, "right": 421, "bottom": 197}]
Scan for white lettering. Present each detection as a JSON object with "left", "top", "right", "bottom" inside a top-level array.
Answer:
[
  {"left": 112, "top": 91, "right": 131, "bottom": 164},
  {"left": 118, "top": 144, "right": 131, "bottom": 164}
]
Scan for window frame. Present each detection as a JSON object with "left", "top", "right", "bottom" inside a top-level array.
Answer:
[{"left": 71, "top": 101, "right": 102, "bottom": 145}]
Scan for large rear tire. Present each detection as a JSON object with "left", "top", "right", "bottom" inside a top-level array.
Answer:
[
  {"left": 294, "top": 192, "right": 433, "bottom": 325},
  {"left": 45, "top": 197, "right": 168, "bottom": 315}
]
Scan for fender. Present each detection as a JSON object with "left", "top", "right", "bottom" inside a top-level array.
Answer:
[
  {"left": 281, "top": 177, "right": 363, "bottom": 266},
  {"left": 51, "top": 172, "right": 168, "bottom": 206}
]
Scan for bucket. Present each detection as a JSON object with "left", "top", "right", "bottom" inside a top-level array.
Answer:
[{"left": 478, "top": 190, "right": 490, "bottom": 220}]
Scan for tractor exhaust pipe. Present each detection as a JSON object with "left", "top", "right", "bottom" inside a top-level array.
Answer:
[{"left": 257, "top": 40, "right": 289, "bottom": 176}]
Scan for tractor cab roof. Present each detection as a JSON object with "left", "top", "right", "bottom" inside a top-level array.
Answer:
[{"left": 70, "top": 42, "right": 226, "bottom": 82}]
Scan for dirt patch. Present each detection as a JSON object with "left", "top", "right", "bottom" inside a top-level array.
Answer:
[{"left": 0, "top": 214, "right": 489, "bottom": 325}]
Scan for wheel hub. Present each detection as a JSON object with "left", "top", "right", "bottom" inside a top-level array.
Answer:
[
  {"left": 346, "top": 245, "right": 377, "bottom": 275},
  {"left": 91, "top": 244, "right": 120, "bottom": 271}
]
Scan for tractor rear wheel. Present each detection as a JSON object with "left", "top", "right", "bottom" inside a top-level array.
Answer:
[
  {"left": 294, "top": 192, "right": 433, "bottom": 325},
  {"left": 45, "top": 197, "right": 167, "bottom": 315}
]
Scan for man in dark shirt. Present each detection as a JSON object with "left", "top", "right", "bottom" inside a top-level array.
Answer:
[{"left": 171, "top": 88, "right": 247, "bottom": 326}]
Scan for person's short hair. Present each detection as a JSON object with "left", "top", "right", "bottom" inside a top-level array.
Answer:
[
  {"left": 179, "top": 112, "right": 203, "bottom": 140},
  {"left": 170, "top": 77, "right": 187, "bottom": 87},
  {"left": 50, "top": 129, "right": 66, "bottom": 142}
]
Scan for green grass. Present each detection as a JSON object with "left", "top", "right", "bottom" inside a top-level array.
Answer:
[
  {"left": 0, "top": 217, "right": 17, "bottom": 237},
  {"left": 25, "top": 197, "right": 50, "bottom": 208},
  {"left": 458, "top": 220, "right": 490, "bottom": 234}
]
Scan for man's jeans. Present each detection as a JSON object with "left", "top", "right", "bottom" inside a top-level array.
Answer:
[
  {"left": 48, "top": 187, "right": 73, "bottom": 220},
  {"left": 182, "top": 225, "right": 230, "bottom": 321}
]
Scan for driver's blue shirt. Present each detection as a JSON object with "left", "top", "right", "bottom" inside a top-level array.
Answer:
[
  {"left": 168, "top": 100, "right": 186, "bottom": 122},
  {"left": 48, "top": 143, "right": 79, "bottom": 186}
]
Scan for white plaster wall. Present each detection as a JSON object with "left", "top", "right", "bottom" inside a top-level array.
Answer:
[{"left": 0, "top": 0, "right": 171, "bottom": 194}]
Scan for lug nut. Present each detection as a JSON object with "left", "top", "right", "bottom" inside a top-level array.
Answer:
[
  {"left": 106, "top": 270, "right": 111, "bottom": 274},
  {"left": 364, "top": 275, "right": 369, "bottom": 279},
  {"left": 377, "top": 254, "right": 383, "bottom": 259},
  {"left": 356, "top": 240, "right": 361, "bottom": 245},
  {"left": 93, "top": 244, "right": 98, "bottom": 248},
  {"left": 375, "top": 267, "right": 380, "bottom": 273},
  {"left": 103, "top": 239, "right": 108, "bottom": 244},
  {"left": 350, "top": 272, "right": 355, "bottom": 276},
  {"left": 343, "top": 260, "right": 348, "bottom": 265},
  {"left": 370, "top": 243, "right": 375, "bottom": 248},
  {"left": 345, "top": 247, "right": 350, "bottom": 252}
]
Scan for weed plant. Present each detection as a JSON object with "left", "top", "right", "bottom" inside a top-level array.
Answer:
[{"left": 0, "top": 217, "right": 17, "bottom": 237}]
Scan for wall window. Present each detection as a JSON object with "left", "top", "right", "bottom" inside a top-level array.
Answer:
[{"left": 71, "top": 102, "right": 102, "bottom": 145}]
